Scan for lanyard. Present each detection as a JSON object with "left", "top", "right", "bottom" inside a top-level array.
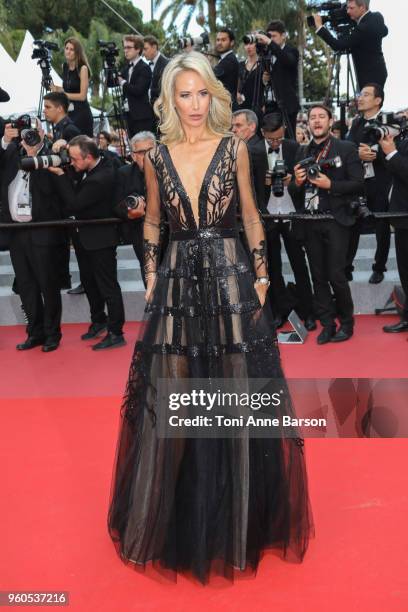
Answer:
[{"left": 314, "top": 138, "right": 332, "bottom": 163}]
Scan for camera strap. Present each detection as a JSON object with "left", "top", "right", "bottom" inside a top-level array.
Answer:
[{"left": 314, "top": 138, "right": 332, "bottom": 164}]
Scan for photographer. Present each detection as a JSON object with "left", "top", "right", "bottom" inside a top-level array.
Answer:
[
  {"left": 313, "top": 0, "right": 388, "bottom": 89},
  {"left": 119, "top": 35, "right": 154, "bottom": 137},
  {"left": 290, "top": 104, "right": 365, "bottom": 344},
  {"left": 259, "top": 113, "right": 316, "bottom": 330},
  {"left": 0, "top": 121, "right": 65, "bottom": 352},
  {"left": 49, "top": 136, "right": 125, "bottom": 350},
  {"left": 345, "top": 83, "right": 392, "bottom": 284},
  {"left": 114, "top": 131, "right": 157, "bottom": 288},
  {"left": 43, "top": 92, "right": 81, "bottom": 143},
  {"left": 214, "top": 29, "right": 240, "bottom": 110},
  {"left": 256, "top": 20, "right": 300, "bottom": 138},
  {"left": 380, "top": 133, "right": 408, "bottom": 334}
]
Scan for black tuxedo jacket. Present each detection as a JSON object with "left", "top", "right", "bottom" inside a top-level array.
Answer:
[
  {"left": 122, "top": 59, "right": 154, "bottom": 120},
  {"left": 53, "top": 116, "right": 81, "bottom": 142},
  {"left": 346, "top": 114, "right": 392, "bottom": 204},
  {"left": 289, "top": 136, "right": 365, "bottom": 226},
  {"left": 54, "top": 157, "right": 119, "bottom": 250},
  {"left": 386, "top": 138, "right": 408, "bottom": 230},
  {"left": 150, "top": 54, "right": 169, "bottom": 106},
  {"left": 214, "top": 53, "right": 239, "bottom": 106},
  {"left": 317, "top": 11, "right": 388, "bottom": 89},
  {"left": 248, "top": 136, "right": 299, "bottom": 212},
  {"left": 0, "top": 141, "right": 66, "bottom": 246},
  {"left": 267, "top": 42, "right": 300, "bottom": 115},
  {"left": 114, "top": 162, "right": 145, "bottom": 244}
]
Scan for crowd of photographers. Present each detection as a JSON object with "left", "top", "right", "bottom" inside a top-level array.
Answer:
[{"left": 2, "top": 0, "right": 408, "bottom": 352}]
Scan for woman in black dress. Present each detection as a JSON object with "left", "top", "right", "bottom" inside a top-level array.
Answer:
[
  {"left": 51, "top": 38, "right": 93, "bottom": 137},
  {"left": 108, "top": 51, "right": 314, "bottom": 584},
  {"left": 238, "top": 37, "right": 264, "bottom": 113}
]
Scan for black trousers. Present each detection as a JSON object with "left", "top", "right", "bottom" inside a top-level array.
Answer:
[
  {"left": 394, "top": 228, "right": 408, "bottom": 320},
  {"left": 9, "top": 230, "right": 62, "bottom": 340},
  {"left": 265, "top": 219, "right": 314, "bottom": 320},
  {"left": 304, "top": 220, "right": 354, "bottom": 329},
  {"left": 73, "top": 236, "right": 125, "bottom": 335},
  {"left": 346, "top": 185, "right": 391, "bottom": 274},
  {"left": 127, "top": 115, "right": 155, "bottom": 138}
]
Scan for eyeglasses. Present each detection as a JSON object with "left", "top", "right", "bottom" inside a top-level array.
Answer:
[
  {"left": 265, "top": 137, "right": 283, "bottom": 143},
  {"left": 132, "top": 148, "right": 152, "bottom": 155}
]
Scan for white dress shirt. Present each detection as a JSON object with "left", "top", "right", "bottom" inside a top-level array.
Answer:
[{"left": 265, "top": 141, "right": 295, "bottom": 216}]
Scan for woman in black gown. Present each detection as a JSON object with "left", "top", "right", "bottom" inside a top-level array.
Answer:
[
  {"left": 51, "top": 38, "right": 93, "bottom": 137},
  {"left": 108, "top": 51, "right": 314, "bottom": 584},
  {"left": 238, "top": 37, "right": 264, "bottom": 113}
]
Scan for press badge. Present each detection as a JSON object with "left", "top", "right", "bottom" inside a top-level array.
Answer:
[
  {"left": 364, "top": 162, "right": 375, "bottom": 179},
  {"left": 305, "top": 185, "right": 319, "bottom": 212},
  {"left": 17, "top": 202, "right": 32, "bottom": 216}
]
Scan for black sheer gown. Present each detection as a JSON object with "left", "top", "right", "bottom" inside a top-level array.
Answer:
[
  {"left": 107, "top": 135, "right": 314, "bottom": 583},
  {"left": 62, "top": 63, "right": 93, "bottom": 137}
]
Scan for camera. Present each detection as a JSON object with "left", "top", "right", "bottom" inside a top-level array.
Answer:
[
  {"left": 243, "top": 31, "right": 272, "bottom": 57},
  {"left": 98, "top": 40, "right": 120, "bottom": 88},
  {"left": 5, "top": 114, "right": 41, "bottom": 146},
  {"left": 306, "top": 1, "right": 353, "bottom": 34},
  {"left": 178, "top": 32, "right": 209, "bottom": 50},
  {"left": 20, "top": 148, "right": 71, "bottom": 172},
  {"left": 31, "top": 40, "right": 59, "bottom": 90},
  {"left": 350, "top": 196, "right": 373, "bottom": 220},
  {"left": 362, "top": 112, "right": 408, "bottom": 145},
  {"left": 267, "top": 160, "right": 288, "bottom": 198},
  {"left": 298, "top": 155, "right": 342, "bottom": 180}
]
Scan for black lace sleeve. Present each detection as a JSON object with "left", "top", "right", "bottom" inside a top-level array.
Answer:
[
  {"left": 236, "top": 139, "right": 268, "bottom": 278},
  {"left": 143, "top": 150, "right": 161, "bottom": 276}
]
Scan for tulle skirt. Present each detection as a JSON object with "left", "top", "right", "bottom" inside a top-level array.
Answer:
[{"left": 107, "top": 232, "right": 314, "bottom": 583}]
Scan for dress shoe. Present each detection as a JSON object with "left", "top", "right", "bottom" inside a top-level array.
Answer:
[
  {"left": 383, "top": 320, "right": 408, "bottom": 333},
  {"left": 67, "top": 283, "right": 85, "bottom": 295},
  {"left": 16, "top": 336, "right": 44, "bottom": 351},
  {"left": 330, "top": 327, "right": 353, "bottom": 343},
  {"left": 42, "top": 338, "right": 60, "bottom": 352},
  {"left": 304, "top": 316, "right": 317, "bottom": 332},
  {"left": 92, "top": 332, "right": 126, "bottom": 351},
  {"left": 369, "top": 271, "right": 384, "bottom": 284},
  {"left": 317, "top": 326, "right": 336, "bottom": 345},
  {"left": 81, "top": 322, "right": 108, "bottom": 340}
]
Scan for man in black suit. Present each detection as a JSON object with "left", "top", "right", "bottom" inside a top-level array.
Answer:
[
  {"left": 256, "top": 20, "right": 300, "bottom": 139},
  {"left": 231, "top": 109, "right": 265, "bottom": 204},
  {"left": 256, "top": 113, "right": 315, "bottom": 330},
  {"left": 114, "top": 130, "right": 157, "bottom": 288},
  {"left": 0, "top": 122, "right": 65, "bottom": 352},
  {"left": 49, "top": 136, "right": 125, "bottom": 350},
  {"left": 290, "top": 105, "right": 365, "bottom": 344},
  {"left": 380, "top": 134, "right": 408, "bottom": 334},
  {"left": 345, "top": 83, "right": 392, "bottom": 284},
  {"left": 314, "top": 0, "right": 388, "bottom": 89},
  {"left": 119, "top": 35, "right": 154, "bottom": 137},
  {"left": 143, "top": 35, "right": 169, "bottom": 108},
  {"left": 214, "top": 29, "right": 239, "bottom": 110}
]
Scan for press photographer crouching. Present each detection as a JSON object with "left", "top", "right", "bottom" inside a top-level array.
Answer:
[
  {"left": 114, "top": 131, "right": 157, "bottom": 288},
  {"left": 48, "top": 135, "right": 126, "bottom": 350},
  {"left": 0, "top": 120, "right": 65, "bottom": 352},
  {"left": 380, "top": 130, "right": 408, "bottom": 335},
  {"left": 346, "top": 83, "right": 392, "bottom": 284},
  {"left": 290, "top": 104, "right": 365, "bottom": 344}
]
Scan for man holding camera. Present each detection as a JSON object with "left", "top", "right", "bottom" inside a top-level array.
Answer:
[
  {"left": 49, "top": 136, "right": 125, "bottom": 350},
  {"left": 346, "top": 83, "right": 392, "bottom": 284},
  {"left": 214, "top": 29, "right": 240, "bottom": 110},
  {"left": 257, "top": 113, "right": 316, "bottom": 330},
  {"left": 380, "top": 133, "right": 408, "bottom": 334},
  {"left": 313, "top": 0, "right": 388, "bottom": 90},
  {"left": 290, "top": 105, "right": 365, "bottom": 344},
  {"left": 0, "top": 122, "right": 65, "bottom": 352},
  {"left": 256, "top": 20, "right": 300, "bottom": 139},
  {"left": 114, "top": 131, "right": 157, "bottom": 288},
  {"left": 118, "top": 35, "right": 154, "bottom": 137}
]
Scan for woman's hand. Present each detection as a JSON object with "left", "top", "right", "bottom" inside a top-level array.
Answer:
[{"left": 50, "top": 84, "right": 63, "bottom": 93}]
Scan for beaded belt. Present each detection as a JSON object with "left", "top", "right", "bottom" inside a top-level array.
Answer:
[{"left": 170, "top": 228, "right": 239, "bottom": 241}]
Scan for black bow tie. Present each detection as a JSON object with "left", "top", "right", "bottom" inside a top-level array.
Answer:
[
  {"left": 268, "top": 147, "right": 279, "bottom": 154},
  {"left": 129, "top": 62, "right": 134, "bottom": 68},
  {"left": 149, "top": 61, "right": 154, "bottom": 66}
]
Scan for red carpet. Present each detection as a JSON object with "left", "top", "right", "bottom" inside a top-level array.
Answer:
[{"left": 1, "top": 316, "right": 407, "bottom": 611}]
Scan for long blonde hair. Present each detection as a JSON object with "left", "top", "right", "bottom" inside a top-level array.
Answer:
[{"left": 154, "top": 52, "right": 232, "bottom": 145}]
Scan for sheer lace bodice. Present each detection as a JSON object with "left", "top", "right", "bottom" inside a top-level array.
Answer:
[{"left": 143, "top": 135, "right": 268, "bottom": 278}]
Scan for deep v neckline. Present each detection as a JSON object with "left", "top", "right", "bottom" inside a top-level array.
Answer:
[{"left": 164, "top": 137, "right": 228, "bottom": 229}]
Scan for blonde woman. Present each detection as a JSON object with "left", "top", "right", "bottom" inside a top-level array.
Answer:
[
  {"left": 51, "top": 37, "right": 93, "bottom": 136},
  {"left": 108, "top": 51, "right": 313, "bottom": 584}
]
